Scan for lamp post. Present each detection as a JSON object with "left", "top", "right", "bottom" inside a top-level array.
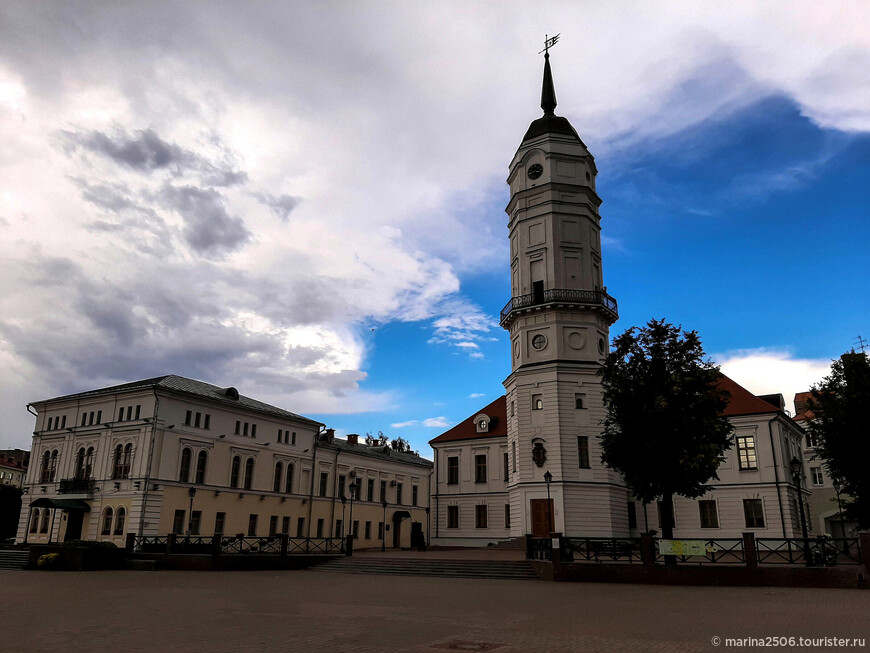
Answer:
[
  {"left": 382, "top": 500, "right": 388, "bottom": 551},
  {"left": 833, "top": 477, "right": 847, "bottom": 550},
  {"left": 185, "top": 486, "right": 197, "bottom": 538},
  {"left": 340, "top": 495, "right": 347, "bottom": 539},
  {"left": 348, "top": 480, "right": 357, "bottom": 541},
  {"left": 543, "top": 470, "right": 553, "bottom": 536},
  {"left": 789, "top": 457, "right": 811, "bottom": 566}
]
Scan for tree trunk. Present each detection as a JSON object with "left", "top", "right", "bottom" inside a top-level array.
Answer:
[{"left": 661, "top": 492, "right": 677, "bottom": 567}]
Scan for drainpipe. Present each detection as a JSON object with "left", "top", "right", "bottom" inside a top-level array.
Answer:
[
  {"left": 329, "top": 443, "right": 340, "bottom": 537},
  {"left": 306, "top": 428, "right": 321, "bottom": 538},
  {"left": 136, "top": 389, "right": 160, "bottom": 542},
  {"left": 433, "top": 448, "right": 440, "bottom": 539},
  {"left": 766, "top": 415, "right": 788, "bottom": 538}
]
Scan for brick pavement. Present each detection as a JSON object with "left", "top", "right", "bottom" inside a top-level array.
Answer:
[{"left": 0, "top": 568, "right": 867, "bottom": 652}]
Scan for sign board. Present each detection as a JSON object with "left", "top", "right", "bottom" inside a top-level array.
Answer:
[{"left": 657, "top": 539, "right": 706, "bottom": 556}]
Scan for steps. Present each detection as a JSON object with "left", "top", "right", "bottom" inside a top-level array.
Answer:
[
  {"left": 312, "top": 556, "right": 539, "bottom": 580},
  {"left": 488, "top": 537, "right": 527, "bottom": 550},
  {"left": 0, "top": 549, "right": 30, "bottom": 570}
]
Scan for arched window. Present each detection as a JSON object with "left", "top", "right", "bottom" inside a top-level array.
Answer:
[
  {"left": 273, "top": 461, "right": 283, "bottom": 493},
  {"left": 285, "top": 464, "right": 294, "bottom": 494},
  {"left": 40, "top": 451, "right": 51, "bottom": 483},
  {"left": 29, "top": 509, "right": 39, "bottom": 533},
  {"left": 75, "top": 448, "right": 86, "bottom": 480},
  {"left": 101, "top": 507, "right": 113, "bottom": 536},
  {"left": 48, "top": 450, "right": 59, "bottom": 482},
  {"left": 230, "top": 456, "right": 241, "bottom": 488},
  {"left": 122, "top": 443, "right": 133, "bottom": 478},
  {"left": 195, "top": 450, "right": 208, "bottom": 485},
  {"left": 85, "top": 447, "right": 94, "bottom": 478},
  {"left": 243, "top": 458, "right": 254, "bottom": 490},
  {"left": 112, "top": 445, "right": 124, "bottom": 479},
  {"left": 40, "top": 509, "right": 50, "bottom": 533},
  {"left": 113, "top": 507, "right": 126, "bottom": 536},
  {"left": 179, "top": 447, "right": 192, "bottom": 482}
]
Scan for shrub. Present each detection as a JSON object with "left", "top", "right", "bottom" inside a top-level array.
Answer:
[
  {"left": 62, "top": 539, "right": 118, "bottom": 549},
  {"left": 37, "top": 552, "right": 62, "bottom": 570}
]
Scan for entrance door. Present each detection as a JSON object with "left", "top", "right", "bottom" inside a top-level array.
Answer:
[
  {"left": 530, "top": 499, "right": 554, "bottom": 537},
  {"left": 64, "top": 510, "right": 84, "bottom": 542},
  {"left": 392, "top": 519, "right": 402, "bottom": 548}
]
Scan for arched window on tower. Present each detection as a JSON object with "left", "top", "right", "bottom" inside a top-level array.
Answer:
[
  {"left": 179, "top": 447, "right": 192, "bottom": 483},
  {"left": 230, "top": 456, "right": 241, "bottom": 488},
  {"left": 114, "top": 507, "right": 126, "bottom": 536},
  {"left": 273, "top": 461, "right": 283, "bottom": 493},
  {"left": 85, "top": 447, "right": 94, "bottom": 478},
  {"left": 195, "top": 451, "right": 208, "bottom": 485},
  {"left": 40, "top": 451, "right": 51, "bottom": 483},
  {"left": 48, "top": 450, "right": 59, "bottom": 482},
  {"left": 75, "top": 448, "right": 86, "bottom": 480},
  {"left": 121, "top": 444, "right": 132, "bottom": 478},
  {"left": 285, "top": 464, "right": 294, "bottom": 494},
  {"left": 243, "top": 458, "right": 254, "bottom": 490},
  {"left": 101, "top": 507, "right": 114, "bottom": 536},
  {"left": 112, "top": 445, "right": 124, "bottom": 479}
]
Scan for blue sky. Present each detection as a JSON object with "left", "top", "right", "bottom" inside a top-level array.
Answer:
[{"left": 1, "top": 2, "right": 868, "bottom": 454}]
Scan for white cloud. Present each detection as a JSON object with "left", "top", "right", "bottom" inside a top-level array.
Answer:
[
  {"left": 390, "top": 420, "right": 418, "bottom": 429},
  {"left": 716, "top": 349, "right": 833, "bottom": 414},
  {"left": 468, "top": 393, "right": 485, "bottom": 398},
  {"left": 422, "top": 417, "right": 450, "bottom": 428}
]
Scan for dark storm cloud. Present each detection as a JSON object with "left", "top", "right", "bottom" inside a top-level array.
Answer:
[
  {"left": 160, "top": 184, "right": 251, "bottom": 257},
  {"left": 253, "top": 191, "right": 301, "bottom": 221},
  {"left": 61, "top": 128, "right": 247, "bottom": 187}
]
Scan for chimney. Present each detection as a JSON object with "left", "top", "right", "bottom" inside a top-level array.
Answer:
[
  {"left": 324, "top": 428, "right": 335, "bottom": 442},
  {"left": 347, "top": 433, "right": 358, "bottom": 445}
]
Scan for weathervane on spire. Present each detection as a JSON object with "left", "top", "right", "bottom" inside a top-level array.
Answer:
[{"left": 539, "top": 33, "right": 560, "bottom": 56}]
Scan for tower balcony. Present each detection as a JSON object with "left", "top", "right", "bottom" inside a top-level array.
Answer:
[
  {"left": 57, "top": 478, "right": 95, "bottom": 496},
  {"left": 500, "top": 288, "right": 619, "bottom": 328}
]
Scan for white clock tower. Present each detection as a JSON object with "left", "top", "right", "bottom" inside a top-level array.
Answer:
[{"left": 502, "top": 49, "right": 629, "bottom": 538}]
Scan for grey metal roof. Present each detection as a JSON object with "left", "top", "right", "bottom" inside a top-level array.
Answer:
[
  {"left": 317, "top": 438, "right": 433, "bottom": 470},
  {"left": 33, "top": 374, "right": 323, "bottom": 427}
]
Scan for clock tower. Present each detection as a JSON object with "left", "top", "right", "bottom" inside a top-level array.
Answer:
[{"left": 502, "top": 49, "right": 628, "bottom": 538}]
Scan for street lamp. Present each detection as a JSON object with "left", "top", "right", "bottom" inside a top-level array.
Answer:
[
  {"left": 340, "top": 495, "right": 347, "bottom": 539},
  {"left": 382, "top": 500, "right": 388, "bottom": 551},
  {"left": 543, "top": 470, "right": 553, "bottom": 536},
  {"left": 185, "top": 486, "right": 197, "bottom": 538},
  {"left": 348, "top": 480, "right": 357, "bottom": 541},
  {"left": 789, "top": 457, "right": 811, "bottom": 566}
]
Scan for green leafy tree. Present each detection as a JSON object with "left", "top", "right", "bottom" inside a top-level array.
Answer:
[
  {"left": 806, "top": 351, "right": 870, "bottom": 528},
  {"left": 599, "top": 319, "right": 734, "bottom": 540},
  {"left": 0, "top": 484, "right": 23, "bottom": 540}
]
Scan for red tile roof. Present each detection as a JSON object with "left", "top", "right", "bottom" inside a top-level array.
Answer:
[
  {"left": 793, "top": 391, "right": 814, "bottom": 422},
  {"left": 429, "top": 396, "right": 507, "bottom": 444},
  {"left": 717, "top": 375, "right": 785, "bottom": 417}
]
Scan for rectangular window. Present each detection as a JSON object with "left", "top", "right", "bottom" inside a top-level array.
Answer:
[
  {"left": 505, "top": 504, "right": 511, "bottom": 528},
  {"left": 743, "top": 499, "right": 765, "bottom": 528},
  {"left": 447, "top": 456, "right": 459, "bottom": 485},
  {"left": 235, "top": 421, "right": 241, "bottom": 435},
  {"left": 214, "top": 512, "right": 226, "bottom": 535},
  {"left": 135, "top": 405, "right": 141, "bottom": 420},
  {"left": 578, "top": 436, "right": 590, "bottom": 469},
  {"left": 475, "top": 504, "right": 488, "bottom": 529},
  {"left": 316, "top": 518, "right": 324, "bottom": 538},
  {"left": 172, "top": 510, "right": 185, "bottom": 534},
  {"left": 378, "top": 522, "right": 384, "bottom": 539},
  {"left": 291, "top": 432, "right": 296, "bottom": 445},
  {"left": 737, "top": 435, "right": 758, "bottom": 470},
  {"left": 447, "top": 505, "right": 459, "bottom": 529},
  {"left": 194, "top": 412, "right": 202, "bottom": 428},
  {"left": 251, "top": 424, "right": 257, "bottom": 438},
  {"left": 811, "top": 466, "right": 824, "bottom": 486},
  {"left": 412, "top": 485, "right": 418, "bottom": 506},
  {"left": 61, "top": 415, "right": 66, "bottom": 428},
  {"left": 185, "top": 410, "right": 192, "bottom": 426},
  {"left": 380, "top": 480, "right": 387, "bottom": 501},
  {"left": 352, "top": 520, "right": 359, "bottom": 539},
  {"left": 699, "top": 500, "right": 719, "bottom": 528},
  {"left": 503, "top": 452, "right": 509, "bottom": 481},
  {"left": 335, "top": 520, "right": 342, "bottom": 537},
  {"left": 81, "top": 413, "right": 88, "bottom": 426},
  {"left": 319, "top": 472, "right": 329, "bottom": 497},
  {"left": 627, "top": 502, "right": 637, "bottom": 529},
  {"left": 475, "top": 454, "right": 487, "bottom": 483},
  {"left": 338, "top": 475, "right": 346, "bottom": 499},
  {"left": 125, "top": 406, "right": 132, "bottom": 421},
  {"left": 89, "top": 411, "right": 95, "bottom": 426},
  {"left": 396, "top": 483, "right": 403, "bottom": 505},
  {"left": 367, "top": 478, "right": 374, "bottom": 501},
  {"left": 118, "top": 407, "right": 125, "bottom": 422},
  {"left": 248, "top": 514, "right": 258, "bottom": 536},
  {"left": 512, "top": 442, "right": 517, "bottom": 472},
  {"left": 243, "top": 422, "right": 249, "bottom": 437},
  {"left": 189, "top": 511, "right": 202, "bottom": 536},
  {"left": 296, "top": 518, "right": 305, "bottom": 538},
  {"left": 365, "top": 521, "right": 372, "bottom": 539},
  {"left": 511, "top": 400, "right": 515, "bottom": 417},
  {"left": 203, "top": 414, "right": 210, "bottom": 429},
  {"left": 575, "top": 393, "right": 587, "bottom": 409},
  {"left": 282, "top": 516, "right": 290, "bottom": 535},
  {"left": 278, "top": 429, "right": 283, "bottom": 443},
  {"left": 269, "top": 515, "right": 278, "bottom": 536},
  {"left": 96, "top": 410, "right": 102, "bottom": 424},
  {"left": 531, "top": 394, "right": 543, "bottom": 410}
]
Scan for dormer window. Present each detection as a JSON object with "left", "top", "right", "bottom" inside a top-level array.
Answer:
[{"left": 473, "top": 414, "right": 490, "bottom": 434}]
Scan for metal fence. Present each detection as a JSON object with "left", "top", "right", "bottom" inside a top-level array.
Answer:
[
  {"left": 653, "top": 538, "right": 746, "bottom": 566},
  {"left": 564, "top": 537, "right": 645, "bottom": 563},
  {"left": 756, "top": 538, "right": 861, "bottom": 566},
  {"left": 131, "top": 534, "right": 346, "bottom": 555}
]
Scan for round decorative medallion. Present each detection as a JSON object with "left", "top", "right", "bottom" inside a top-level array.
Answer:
[
  {"left": 567, "top": 331, "right": 586, "bottom": 350},
  {"left": 531, "top": 334, "right": 546, "bottom": 350},
  {"left": 513, "top": 341, "right": 520, "bottom": 359},
  {"left": 527, "top": 163, "right": 543, "bottom": 180},
  {"left": 598, "top": 337, "right": 606, "bottom": 354}
]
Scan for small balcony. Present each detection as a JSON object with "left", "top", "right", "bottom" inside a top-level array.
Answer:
[
  {"left": 500, "top": 288, "right": 619, "bottom": 327},
  {"left": 58, "top": 478, "right": 95, "bottom": 495}
]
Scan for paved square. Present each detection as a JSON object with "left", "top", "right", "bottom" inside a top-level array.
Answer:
[{"left": 1, "top": 568, "right": 868, "bottom": 652}]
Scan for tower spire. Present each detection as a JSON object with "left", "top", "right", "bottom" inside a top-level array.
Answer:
[{"left": 541, "top": 51, "right": 557, "bottom": 115}]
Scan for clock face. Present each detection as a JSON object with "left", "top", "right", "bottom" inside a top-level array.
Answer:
[{"left": 527, "top": 163, "right": 543, "bottom": 180}]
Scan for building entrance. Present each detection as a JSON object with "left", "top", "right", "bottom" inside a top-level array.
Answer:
[{"left": 530, "top": 499, "right": 554, "bottom": 537}]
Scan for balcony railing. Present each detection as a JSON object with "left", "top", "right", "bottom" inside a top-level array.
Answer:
[
  {"left": 58, "top": 478, "right": 95, "bottom": 494},
  {"left": 500, "top": 288, "right": 619, "bottom": 326}
]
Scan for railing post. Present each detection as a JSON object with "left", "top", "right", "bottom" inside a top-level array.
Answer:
[
  {"left": 280, "top": 533, "right": 289, "bottom": 558},
  {"left": 345, "top": 534, "right": 353, "bottom": 556},
  {"left": 125, "top": 532, "right": 136, "bottom": 552},
  {"left": 743, "top": 532, "right": 758, "bottom": 570},
  {"left": 166, "top": 533, "right": 176, "bottom": 554},
  {"left": 525, "top": 534, "right": 533, "bottom": 560},
  {"left": 211, "top": 535, "right": 222, "bottom": 559},
  {"left": 640, "top": 533, "right": 655, "bottom": 568}
]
